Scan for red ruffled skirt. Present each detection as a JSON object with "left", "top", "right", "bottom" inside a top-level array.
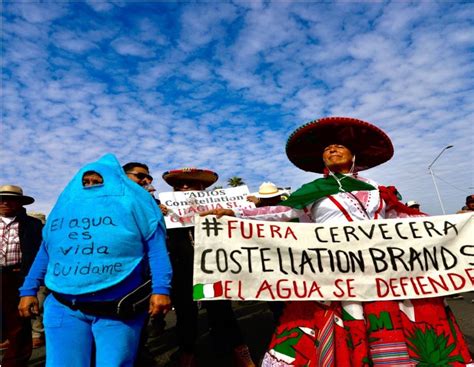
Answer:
[{"left": 262, "top": 298, "right": 472, "bottom": 367}]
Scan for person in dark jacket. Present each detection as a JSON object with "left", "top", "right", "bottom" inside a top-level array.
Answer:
[
  {"left": 161, "top": 169, "right": 255, "bottom": 367},
  {"left": 1, "top": 184, "right": 43, "bottom": 367}
]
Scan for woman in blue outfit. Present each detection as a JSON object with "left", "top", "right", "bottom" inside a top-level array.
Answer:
[{"left": 18, "top": 154, "right": 172, "bottom": 367}]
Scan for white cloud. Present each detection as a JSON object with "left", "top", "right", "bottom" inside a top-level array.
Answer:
[
  {"left": 111, "top": 36, "right": 155, "bottom": 57},
  {"left": 86, "top": 1, "right": 115, "bottom": 13},
  {"left": 52, "top": 30, "right": 99, "bottom": 53},
  {"left": 8, "top": 2, "right": 67, "bottom": 23},
  {"left": 1, "top": 2, "right": 472, "bottom": 217}
]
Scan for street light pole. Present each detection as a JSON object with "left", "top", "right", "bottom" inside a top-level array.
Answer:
[{"left": 428, "top": 145, "right": 453, "bottom": 215}]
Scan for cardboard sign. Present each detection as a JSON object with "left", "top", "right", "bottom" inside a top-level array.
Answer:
[
  {"left": 193, "top": 213, "right": 474, "bottom": 301},
  {"left": 159, "top": 186, "right": 255, "bottom": 228}
]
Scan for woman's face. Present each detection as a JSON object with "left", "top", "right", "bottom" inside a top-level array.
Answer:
[
  {"left": 322, "top": 144, "right": 354, "bottom": 173},
  {"left": 82, "top": 172, "right": 104, "bottom": 187}
]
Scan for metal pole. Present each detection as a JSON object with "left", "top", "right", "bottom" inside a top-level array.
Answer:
[
  {"left": 428, "top": 145, "right": 453, "bottom": 170},
  {"left": 429, "top": 167, "right": 446, "bottom": 214},
  {"left": 428, "top": 145, "right": 453, "bottom": 215}
]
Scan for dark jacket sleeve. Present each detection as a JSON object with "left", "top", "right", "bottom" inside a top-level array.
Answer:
[{"left": 18, "top": 210, "right": 44, "bottom": 277}]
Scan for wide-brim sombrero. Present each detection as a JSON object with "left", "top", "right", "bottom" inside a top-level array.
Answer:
[
  {"left": 286, "top": 117, "right": 394, "bottom": 173},
  {"left": 162, "top": 168, "right": 218, "bottom": 189}
]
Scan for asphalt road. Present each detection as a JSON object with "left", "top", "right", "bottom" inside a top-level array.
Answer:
[{"left": 21, "top": 292, "right": 474, "bottom": 366}]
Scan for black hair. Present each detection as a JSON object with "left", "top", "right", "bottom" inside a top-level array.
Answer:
[
  {"left": 83, "top": 170, "right": 101, "bottom": 176},
  {"left": 122, "top": 162, "right": 149, "bottom": 173}
]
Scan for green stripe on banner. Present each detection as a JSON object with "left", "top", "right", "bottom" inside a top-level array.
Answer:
[
  {"left": 193, "top": 284, "right": 205, "bottom": 300},
  {"left": 194, "top": 281, "right": 224, "bottom": 299}
]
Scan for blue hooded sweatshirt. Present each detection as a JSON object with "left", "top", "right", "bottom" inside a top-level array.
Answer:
[{"left": 42, "top": 154, "right": 165, "bottom": 295}]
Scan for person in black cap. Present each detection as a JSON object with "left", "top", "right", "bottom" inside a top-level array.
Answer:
[{"left": 1, "top": 184, "right": 43, "bottom": 367}]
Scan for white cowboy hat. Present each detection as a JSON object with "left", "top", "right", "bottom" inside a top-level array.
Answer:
[
  {"left": 253, "top": 182, "right": 285, "bottom": 199},
  {"left": 406, "top": 200, "right": 420, "bottom": 208}
]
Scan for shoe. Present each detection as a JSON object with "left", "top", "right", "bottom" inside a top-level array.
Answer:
[
  {"left": 32, "top": 337, "right": 45, "bottom": 349},
  {"left": 0, "top": 339, "right": 10, "bottom": 351},
  {"left": 176, "top": 352, "right": 197, "bottom": 367},
  {"left": 232, "top": 344, "right": 256, "bottom": 367}
]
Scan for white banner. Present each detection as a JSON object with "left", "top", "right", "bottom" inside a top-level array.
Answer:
[
  {"left": 193, "top": 213, "right": 474, "bottom": 301},
  {"left": 159, "top": 186, "right": 255, "bottom": 228}
]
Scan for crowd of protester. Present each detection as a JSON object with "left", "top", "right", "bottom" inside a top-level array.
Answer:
[{"left": 1, "top": 116, "right": 473, "bottom": 367}]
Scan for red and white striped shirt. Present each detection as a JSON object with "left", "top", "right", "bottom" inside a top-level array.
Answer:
[{"left": 1, "top": 217, "right": 22, "bottom": 266}]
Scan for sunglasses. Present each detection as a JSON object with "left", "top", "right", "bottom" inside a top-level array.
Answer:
[{"left": 127, "top": 171, "right": 153, "bottom": 182}]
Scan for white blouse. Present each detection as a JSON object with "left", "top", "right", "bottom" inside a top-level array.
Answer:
[{"left": 236, "top": 176, "right": 385, "bottom": 224}]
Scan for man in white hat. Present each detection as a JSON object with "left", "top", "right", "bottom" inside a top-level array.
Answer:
[
  {"left": 247, "top": 182, "right": 287, "bottom": 207},
  {"left": 247, "top": 182, "right": 289, "bottom": 324},
  {"left": 405, "top": 200, "right": 421, "bottom": 213},
  {"left": 1, "top": 185, "right": 43, "bottom": 366}
]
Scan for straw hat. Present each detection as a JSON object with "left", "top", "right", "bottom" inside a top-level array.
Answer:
[
  {"left": 286, "top": 117, "right": 394, "bottom": 173},
  {"left": 162, "top": 168, "right": 218, "bottom": 189},
  {"left": 0, "top": 185, "right": 35, "bottom": 205},
  {"left": 254, "top": 182, "right": 285, "bottom": 198}
]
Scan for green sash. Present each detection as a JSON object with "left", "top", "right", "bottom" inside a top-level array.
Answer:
[{"left": 281, "top": 174, "right": 376, "bottom": 209}]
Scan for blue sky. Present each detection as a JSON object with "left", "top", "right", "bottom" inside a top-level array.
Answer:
[{"left": 1, "top": 1, "right": 473, "bottom": 216}]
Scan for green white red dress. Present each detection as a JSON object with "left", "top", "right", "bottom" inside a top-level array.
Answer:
[{"left": 236, "top": 174, "right": 473, "bottom": 367}]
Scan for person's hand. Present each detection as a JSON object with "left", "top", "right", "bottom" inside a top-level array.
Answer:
[
  {"left": 149, "top": 294, "right": 171, "bottom": 317},
  {"left": 199, "top": 209, "right": 235, "bottom": 218},
  {"left": 18, "top": 296, "right": 39, "bottom": 317},
  {"left": 159, "top": 204, "right": 169, "bottom": 216},
  {"left": 247, "top": 195, "right": 260, "bottom": 205}
]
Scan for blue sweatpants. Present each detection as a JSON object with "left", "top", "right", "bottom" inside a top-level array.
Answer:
[{"left": 43, "top": 294, "right": 146, "bottom": 367}]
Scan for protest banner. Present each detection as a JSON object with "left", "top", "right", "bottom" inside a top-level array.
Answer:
[
  {"left": 159, "top": 186, "right": 255, "bottom": 228},
  {"left": 193, "top": 213, "right": 474, "bottom": 301}
]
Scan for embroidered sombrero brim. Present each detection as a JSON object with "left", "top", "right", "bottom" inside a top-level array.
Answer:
[
  {"left": 286, "top": 117, "right": 394, "bottom": 173},
  {"left": 162, "top": 168, "right": 218, "bottom": 188}
]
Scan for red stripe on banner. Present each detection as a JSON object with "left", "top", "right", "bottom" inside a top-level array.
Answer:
[
  {"left": 327, "top": 195, "right": 353, "bottom": 222},
  {"left": 213, "top": 281, "right": 223, "bottom": 297}
]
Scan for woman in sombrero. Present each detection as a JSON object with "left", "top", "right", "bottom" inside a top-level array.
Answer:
[{"left": 204, "top": 117, "right": 473, "bottom": 367}]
